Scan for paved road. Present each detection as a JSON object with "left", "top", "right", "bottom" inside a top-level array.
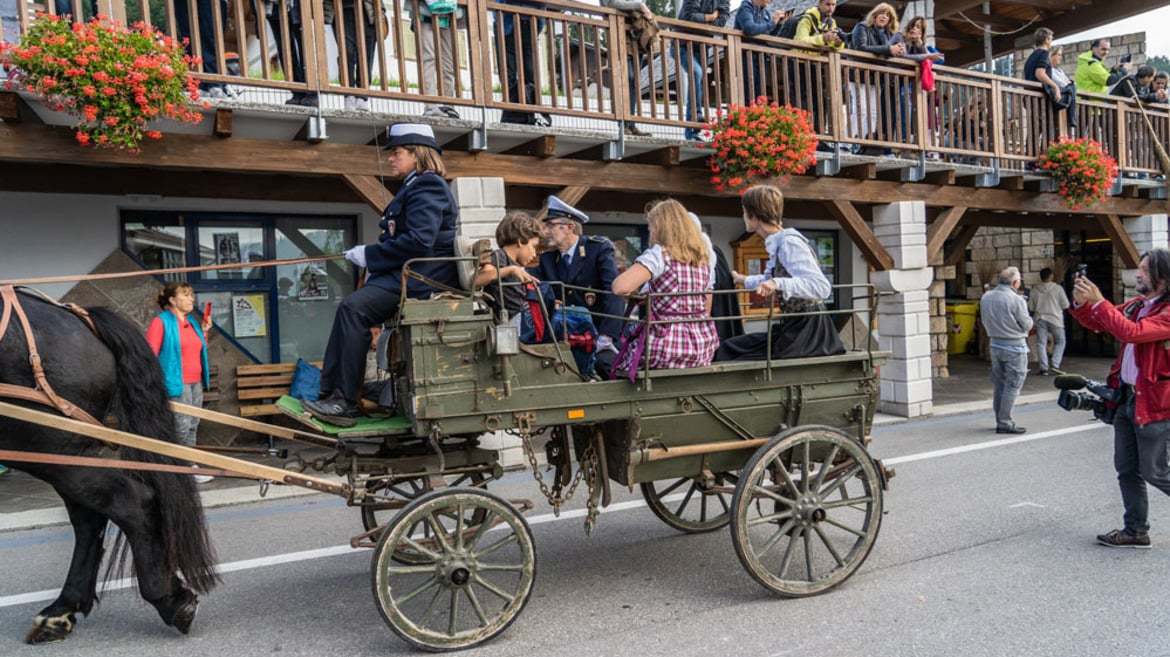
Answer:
[{"left": 2, "top": 402, "right": 1169, "bottom": 657}]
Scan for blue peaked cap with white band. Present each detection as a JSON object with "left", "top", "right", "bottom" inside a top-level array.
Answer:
[
  {"left": 383, "top": 123, "right": 441, "bottom": 152},
  {"left": 545, "top": 195, "right": 589, "bottom": 224}
]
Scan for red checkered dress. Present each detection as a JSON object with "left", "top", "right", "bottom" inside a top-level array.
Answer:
[{"left": 618, "top": 253, "right": 718, "bottom": 373}]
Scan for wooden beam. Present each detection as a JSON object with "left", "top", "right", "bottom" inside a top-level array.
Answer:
[
  {"left": 923, "top": 169, "right": 957, "bottom": 186},
  {"left": 502, "top": 135, "right": 556, "bottom": 158},
  {"left": 1097, "top": 214, "right": 1142, "bottom": 268},
  {"left": 944, "top": 225, "right": 980, "bottom": 268},
  {"left": 563, "top": 143, "right": 620, "bottom": 162},
  {"left": 926, "top": 206, "right": 967, "bottom": 264},
  {"left": 213, "top": 108, "right": 233, "bottom": 139},
  {"left": 0, "top": 92, "right": 40, "bottom": 124},
  {"left": 998, "top": 175, "right": 1026, "bottom": 191},
  {"left": 960, "top": 211, "right": 1100, "bottom": 231},
  {"left": 623, "top": 146, "right": 680, "bottom": 167},
  {"left": 932, "top": 0, "right": 991, "bottom": 18},
  {"left": 839, "top": 163, "right": 877, "bottom": 180},
  {"left": 823, "top": 200, "right": 896, "bottom": 271},
  {"left": 341, "top": 174, "right": 393, "bottom": 213},
  {"left": 0, "top": 123, "right": 1166, "bottom": 217},
  {"left": 536, "top": 185, "right": 591, "bottom": 220}
]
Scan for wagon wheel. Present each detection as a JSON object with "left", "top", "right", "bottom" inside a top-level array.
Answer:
[
  {"left": 730, "top": 426, "right": 882, "bottom": 598},
  {"left": 640, "top": 472, "right": 739, "bottom": 533},
  {"left": 371, "top": 488, "right": 536, "bottom": 652}
]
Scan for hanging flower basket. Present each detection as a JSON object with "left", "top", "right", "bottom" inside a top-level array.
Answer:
[
  {"left": 1037, "top": 138, "right": 1119, "bottom": 209},
  {"left": 706, "top": 97, "right": 819, "bottom": 194},
  {"left": 0, "top": 13, "right": 203, "bottom": 150}
]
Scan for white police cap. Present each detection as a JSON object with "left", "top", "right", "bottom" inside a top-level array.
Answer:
[
  {"left": 383, "top": 123, "right": 441, "bottom": 152},
  {"left": 545, "top": 195, "right": 589, "bottom": 224}
]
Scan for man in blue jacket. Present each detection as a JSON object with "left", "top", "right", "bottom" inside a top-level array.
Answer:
[
  {"left": 531, "top": 196, "right": 625, "bottom": 378},
  {"left": 304, "top": 124, "right": 459, "bottom": 425},
  {"left": 735, "top": 0, "right": 783, "bottom": 102}
]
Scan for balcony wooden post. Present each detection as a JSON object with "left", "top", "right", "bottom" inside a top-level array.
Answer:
[
  {"left": 302, "top": 0, "right": 325, "bottom": 92},
  {"left": 466, "top": 0, "right": 486, "bottom": 106},
  {"left": 914, "top": 63, "right": 928, "bottom": 154},
  {"left": 826, "top": 49, "right": 843, "bottom": 144},
  {"left": 610, "top": 12, "right": 628, "bottom": 122},
  {"left": 990, "top": 77, "right": 1004, "bottom": 161},
  {"left": 1116, "top": 101, "right": 1129, "bottom": 173},
  {"left": 727, "top": 33, "right": 743, "bottom": 106}
]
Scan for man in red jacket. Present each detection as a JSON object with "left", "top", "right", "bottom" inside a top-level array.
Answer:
[{"left": 1070, "top": 248, "right": 1170, "bottom": 548}]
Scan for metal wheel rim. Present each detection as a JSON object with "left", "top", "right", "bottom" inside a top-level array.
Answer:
[
  {"left": 371, "top": 489, "right": 536, "bottom": 652},
  {"left": 641, "top": 472, "right": 739, "bottom": 533},
  {"left": 730, "top": 426, "right": 882, "bottom": 598}
]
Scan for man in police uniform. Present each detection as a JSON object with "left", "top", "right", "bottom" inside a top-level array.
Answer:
[{"left": 531, "top": 195, "right": 624, "bottom": 377}]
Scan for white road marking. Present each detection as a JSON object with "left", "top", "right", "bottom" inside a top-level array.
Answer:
[
  {"left": 882, "top": 423, "right": 1102, "bottom": 466},
  {"left": 1009, "top": 502, "right": 1047, "bottom": 509},
  {"left": 0, "top": 421, "right": 1107, "bottom": 610}
]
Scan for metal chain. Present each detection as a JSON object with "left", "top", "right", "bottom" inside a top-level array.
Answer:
[
  {"left": 517, "top": 429, "right": 593, "bottom": 517},
  {"left": 582, "top": 444, "right": 600, "bottom": 536}
]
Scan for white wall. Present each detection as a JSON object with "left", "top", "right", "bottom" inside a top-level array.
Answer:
[{"left": 0, "top": 191, "right": 381, "bottom": 298}]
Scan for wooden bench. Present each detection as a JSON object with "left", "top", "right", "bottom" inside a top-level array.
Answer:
[{"left": 235, "top": 361, "right": 321, "bottom": 418}]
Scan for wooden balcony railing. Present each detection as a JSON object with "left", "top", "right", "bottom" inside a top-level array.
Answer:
[{"left": 4, "top": 0, "right": 1169, "bottom": 178}]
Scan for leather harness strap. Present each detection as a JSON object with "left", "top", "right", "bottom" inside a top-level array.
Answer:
[
  {"left": 0, "top": 285, "right": 103, "bottom": 427},
  {"left": 0, "top": 449, "right": 241, "bottom": 479}
]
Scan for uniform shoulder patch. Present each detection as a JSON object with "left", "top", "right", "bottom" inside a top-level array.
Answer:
[{"left": 587, "top": 235, "right": 613, "bottom": 246}]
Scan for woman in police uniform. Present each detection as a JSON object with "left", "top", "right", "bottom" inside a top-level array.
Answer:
[{"left": 304, "top": 124, "right": 459, "bottom": 426}]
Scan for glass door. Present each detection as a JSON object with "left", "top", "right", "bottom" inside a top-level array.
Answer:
[
  {"left": 274, "top": 217, "right": 356, "bottom": 362},
  {"left": 191, "top": 219, "right": 273, "bottom": 363}
]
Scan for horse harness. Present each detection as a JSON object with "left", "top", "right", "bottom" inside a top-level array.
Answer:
[{"left": 0, "top": 284, "right": 104, "bottom": 427}]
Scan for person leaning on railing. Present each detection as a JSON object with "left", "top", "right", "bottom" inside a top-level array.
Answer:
[
  {"left": 331, "top": 0, "right": 391, "bottom": 111},
  {"left": 1152, "top": 72, "right": 1170, "bottom": 105},
  {"left": 409, "top": 0, "right": 466, "bottom": 119},
  {"left": 792, "top": 0, "right": 843, "bottom": 152},
  {"left": 174, "top": 0, "right": 233, "bottom": 99},
  {"left": 1111, "top": 64, "right": 1160, "bottom": 104},
  {"left": 733, "top": 0, "right": 782, "bottom": 105},
  {"left": 717, "top": 185, "right": 844, "bottom": 362},
  {"left": 1075, "top": 38, "right": 1129, "bottom": 95},
  {"left": 261, "top": 0, "right": 319, "bottom": 107},
  {"left": 900, "top": 15, "right": 944, "bottom": 155},
  {"left": 848, "top": 2, "right": 903, "bottom": 156},
  {"left": 602, "top": 0, "right": 655, "bottom": 137},
  {"left": 1024, "top": 28, "right": 1077, "bottom": 136},
  {"left": 676, "top": 0, "right": 729, "bottom": 140}
]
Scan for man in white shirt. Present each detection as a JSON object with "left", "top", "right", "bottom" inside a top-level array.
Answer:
[{"left": 1028, "top": 267, "right": 1070, "bottom": 375}]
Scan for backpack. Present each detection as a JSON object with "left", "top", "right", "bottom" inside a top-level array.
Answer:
[{"left": 774, "top": 12, "right": 808, "bottom": 39}]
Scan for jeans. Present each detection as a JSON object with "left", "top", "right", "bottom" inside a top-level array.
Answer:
[
  {"left": 174, "top": 382, "right": 204, "bottom": 447},
  {"left": 1034, "top": 319, "right": 1066, "bottom": 371},
  {"left": 990, "top": 347, "right": 1028, "bottom": 428},
  {"left": 1113, "top": 393, "right": 1170, "bottom": 535},
  {"left": 673, "top": 43, "right": 704, "bottom": 129},
  {"left": 497, "top": 14, "right": 543, "bottom": 123},
  {"left": 320, "top": 285, "right": 401, "bottom": 403}
]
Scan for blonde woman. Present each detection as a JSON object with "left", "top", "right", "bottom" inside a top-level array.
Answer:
[
  {"left": 848, "top": 3, "right": 905, "bottom": 154},
  {"left": 611, "top": 199, "right": 719, "bottom": 374}
]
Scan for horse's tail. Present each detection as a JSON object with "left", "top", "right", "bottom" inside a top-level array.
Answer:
[{"left": 86, "top": 307, "right": 220, "bottom": 594}]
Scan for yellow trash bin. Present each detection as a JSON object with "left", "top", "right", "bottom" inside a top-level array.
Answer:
[{"left": 946, "top": 302, "right": 979, "bottom": 356}]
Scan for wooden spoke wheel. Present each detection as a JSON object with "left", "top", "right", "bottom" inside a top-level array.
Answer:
[
  {"left": 362, "top": 472, "right": 489, "bottom": 565},
  {"left": 641, "top": 472, "right": 739, "bottom": 533},
  {"left": 730, "top": 426, "right": 882, "bottom": 598},
  {"left": 371, "top": 489, "right": 536, "bottom": 652}
]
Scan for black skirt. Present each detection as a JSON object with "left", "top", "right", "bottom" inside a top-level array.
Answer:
[{"left": 714, "top": 313, "right": 845, "bottom": 362}]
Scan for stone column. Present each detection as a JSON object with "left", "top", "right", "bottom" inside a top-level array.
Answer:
[
  {"left": 1121, "top": 214, "right": 1169, "bottom": 297},
  {"left": 870, "top": 201, "right": 934, "bottom": 417},
  {"left": 450, "top": 177, "right": 507, "bottom": 243}
]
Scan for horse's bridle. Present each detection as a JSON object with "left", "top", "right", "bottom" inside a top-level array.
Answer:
[{"left": 0, "top": 284, "right": 103, "bottom": 427}]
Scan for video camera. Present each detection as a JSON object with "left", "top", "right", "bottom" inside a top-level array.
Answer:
[{"left": 1054, "top": 374, "right": 1119, "bottom": 424}]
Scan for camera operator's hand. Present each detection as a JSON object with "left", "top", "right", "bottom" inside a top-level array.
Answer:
[{"left": 1074, "top": 276, "right": 1104, "bottom": 306}]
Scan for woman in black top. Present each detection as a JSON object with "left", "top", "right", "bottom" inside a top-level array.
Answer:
[
  {"left": 848, "top": 3, "right": 906, "bottom": 154},
  {"left": 1024, "top": 27, "right": 1077, "bottom": 134}
]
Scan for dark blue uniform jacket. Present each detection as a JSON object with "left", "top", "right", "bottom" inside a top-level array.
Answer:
[
  {"left": 531, "top": 235, "right": 624, "bottom": 340},
  {"left": 363, "top": 171, "right": 459, "bottom": 297}
]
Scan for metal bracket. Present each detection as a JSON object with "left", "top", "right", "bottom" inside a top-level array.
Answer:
[
  {"left": 1110, "top": 176, "right": 1125, "bottom": 196},
  {"left": 469, "top": 107, "right": 489, "bottom": 152},
  {"left": 694, "top": 394, "right": 755, "bottom": 442},
  {"left": 899, "top": 153, "right": 926, "bottom": 182},
  {"left": 306, "top": 116, "right": 328, "bottom": 143},
  {"left": 815, "top": 146, "right": 842, "bottom": 176}
]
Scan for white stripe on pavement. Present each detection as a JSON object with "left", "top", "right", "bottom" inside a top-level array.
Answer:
[{"left": 0, "top": 421, "right": 1106, "bottom": 610}]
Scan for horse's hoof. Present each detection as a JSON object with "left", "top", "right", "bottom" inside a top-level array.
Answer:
[
  {"left": 171, "top": 597, "right": 198, "bottom": 636},
  {"left": 24, "top": 614, "right": 75, "bottom": 644}
]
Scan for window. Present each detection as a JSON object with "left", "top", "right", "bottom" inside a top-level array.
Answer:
[
  {"left": 732, "top": 229, "right": 840, "bottom": 315},
  {"left": 586, "top": 223, "right": 650, "bottom": 273},
  {"left": 121, "top": 211, "right": 357, "bottom": 363}
]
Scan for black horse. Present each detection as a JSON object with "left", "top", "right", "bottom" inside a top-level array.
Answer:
[{"left": 0, "top": 290, "right": 219, "bottom": 643}]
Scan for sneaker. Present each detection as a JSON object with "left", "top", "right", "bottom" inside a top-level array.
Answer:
[
  {"left": 1097, "top": 529, "right": 1151, "bottom": 549},
  {"left": 684, "top": 128, "right": 703, "bottom": 141},
  {"left": 624, "top": 122, "right": 650, "bottom": 137},
  {"left": 0, "top": 463, "right": 8, "bottom": 476},
  {"left": 534, "top": 113, "right": 552, "bottom": 128},
  {"left": 996, "top": 424, "right": 1027, "bottom": 434},
  {"left": 193, "top": 474, "right": 213, "bottom": 484},
  {"left": 201, "top": 85, "right": 229, "bottom": 100},
  {"left": 344, "top": 96, "right": 369, "bottom": 111},
  {"left": 302, "top": 393, "right": 361, "bottom": 427},
  {"left": 422, "top": 106, "right": 448, "bottom": 118},
  {"left": 1037, "top": 369, "right": 1049, "bottom": 376},
  {"left": 287, "top": 92, "right": 318, "bottom": 107},
  {"left": 439, "top": 106, "right": 460, "bottom": 119}
]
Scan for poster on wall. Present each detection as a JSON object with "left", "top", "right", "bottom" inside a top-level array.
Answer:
[
  {"left": 297, "top": 265, "right": 330, "bottom": 301},
  {"left": 232, "top": 294, "right": 267, "bottom": 337},
  {"left": 213, "top": 232, "right": 241, "bottom": 265}
]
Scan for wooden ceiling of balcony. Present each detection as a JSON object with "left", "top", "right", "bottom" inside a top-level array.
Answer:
[{"left": 934, "top": 0, "right": 1170, "bottom": 65}]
